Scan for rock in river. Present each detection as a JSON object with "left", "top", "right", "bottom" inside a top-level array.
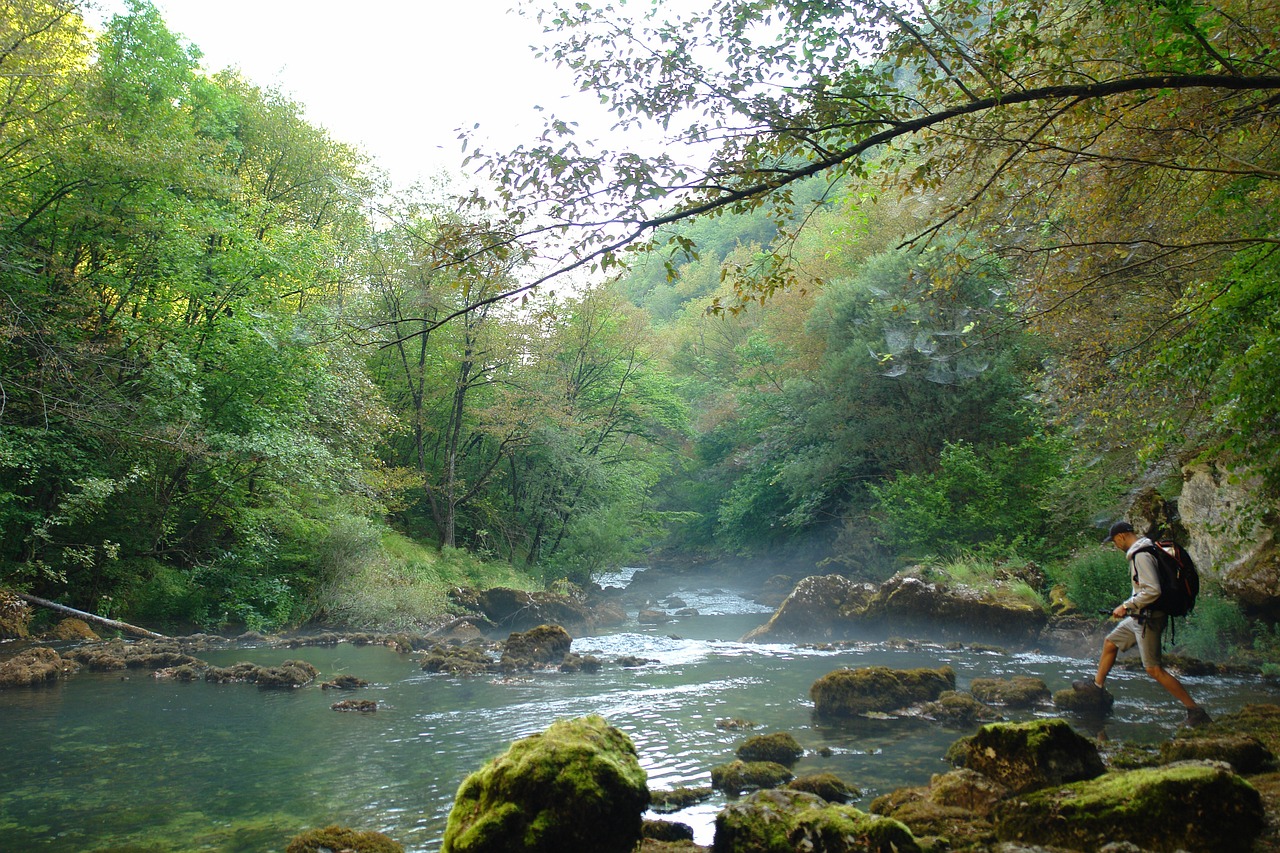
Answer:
[{"left": 442, "top": 715, "right": 648, "bottom": 853}]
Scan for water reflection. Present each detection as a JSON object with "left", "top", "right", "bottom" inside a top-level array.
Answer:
[{"left": 2, "top": 575, "right": 1278, "bottom": 851}]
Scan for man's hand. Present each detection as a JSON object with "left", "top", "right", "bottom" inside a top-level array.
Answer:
[{"left": 1112, "top": 604, "right": 1128, "bottom": 619}]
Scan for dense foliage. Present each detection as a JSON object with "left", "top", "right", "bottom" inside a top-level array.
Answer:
[{"left": 4, "top": 0, "right": 1280, "bottom": 636}]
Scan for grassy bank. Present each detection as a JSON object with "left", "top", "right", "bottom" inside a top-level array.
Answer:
[{"left": 313, "top": 530, "right": 540, "bottom": 632}]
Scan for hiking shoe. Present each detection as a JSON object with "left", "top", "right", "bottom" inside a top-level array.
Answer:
[
  {"left": 1182, "top": 706, "right": 1212, "bottom": 728},
  {"left": 1071, "top": 679, "right": 1106, "bottom": 696}
]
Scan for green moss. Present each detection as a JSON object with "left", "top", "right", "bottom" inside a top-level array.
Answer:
[
  {"left": 810, "top": 665, "right": 956, "bottom": 718},
  {"left": 946, "top": 718, "right": 1104, "bottom": 793},
  {"left": 710, "top": 759, "right": 794, "bottom": 795},
  {"left": 285, "top": 824, "right": 403, "bottom": 853},
  {"left": 715, "top": 789, "right": 920, "bottom": 853},
  {"left": 736, "top": 732, "right": 804, "bottom": 766},
  {"left": 785, "top": 772, "right": 859, "bottom": 803},
  {"left": 442, "top": 715, "right": 648, "bottom": 853},
  {"left": 994, "top": 763, "right": 1265, "bottom": 852}
]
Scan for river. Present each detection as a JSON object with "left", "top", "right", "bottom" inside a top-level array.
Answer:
[{"left": 2, "top": 568, "right": 1277, "bottom": 852}]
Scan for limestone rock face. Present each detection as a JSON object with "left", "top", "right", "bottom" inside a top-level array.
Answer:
[
  {"left": 714, "top": 788, "right": 921, "bottom": 853},
  {"left": 993, "top": 761, "right": 1266, "bottom": 852},
  {"left": 810, "top": 665, "right": 956, "bottom": 719},
  {"left": 441, "top": 715, "right": 648, "bottom": 853},
  {"left": 945, "top": 718, "right": 1105, "bottom": 793},
  {"left": 741, "top": 575, "right": 877, "bottom": 642},
  {"left": 1179, "top": 461, "right": 1280, "bottom": 611}
]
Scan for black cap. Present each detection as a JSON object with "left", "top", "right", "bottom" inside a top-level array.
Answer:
[{"left": 1104, "top": 520, "right": 1134, "bottom": 542}]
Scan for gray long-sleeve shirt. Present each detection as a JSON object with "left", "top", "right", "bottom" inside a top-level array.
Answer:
[{"left": 1123, "top": 536, "right": 1162, "bottom": 612}]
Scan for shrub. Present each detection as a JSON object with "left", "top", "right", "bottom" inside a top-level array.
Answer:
[
  {"left": 1051, "top": 549, "right": 1131, "bottom": 615},
  {"left": 1172, "top": 593, "right": 1252, "bottom": 661}
]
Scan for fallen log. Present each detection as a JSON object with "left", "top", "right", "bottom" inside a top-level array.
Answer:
[{"left": 16, "top": 593, "right": 165, "bottom": 640}]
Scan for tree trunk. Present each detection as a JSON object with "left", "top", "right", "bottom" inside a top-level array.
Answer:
[{"left": 16, "top": 593, "right": 166, "bottom": 639}]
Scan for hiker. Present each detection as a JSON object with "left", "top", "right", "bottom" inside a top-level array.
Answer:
[{"left": 1072, "top": 521, "right": 1212, "bottom": 727}]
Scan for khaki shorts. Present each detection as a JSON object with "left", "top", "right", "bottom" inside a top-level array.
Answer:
[{"left": 1106, "top": 613, "right": 1166, "bottom": 669}]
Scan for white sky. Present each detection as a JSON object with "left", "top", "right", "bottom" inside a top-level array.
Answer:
[{"left": 88, "top": 0, "right": 611, "bottom": 189}]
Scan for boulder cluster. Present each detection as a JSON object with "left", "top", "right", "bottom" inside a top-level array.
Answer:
[{"left": 425, "top": 702, "right": 1276, "bottom": 853}]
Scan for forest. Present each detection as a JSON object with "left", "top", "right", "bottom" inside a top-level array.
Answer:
[{"left": 3, "top": 0, "right": 1280, "bottom": 662}]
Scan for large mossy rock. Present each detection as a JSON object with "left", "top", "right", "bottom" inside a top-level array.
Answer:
[
  {"left": 736, "top": 732, "right": 804, "bottom": 766},
  {"left": 741, "top": 575, "right": 877, "bottom": 642},
  {"left": 994, "top": 761, "right": 1266, "bottom": 852},
  {"left": 968, "top": 676, "right": 1051, "bottom": 709},
  {"left": 450, "top": 587, "right": 593, "bottom": 633},
  {"left": 710, "top": 760, "right": 795, "bottom": 795},
  {"left": 499, "top": 624, "right": 572, "bottom": 670},
  {"left": 857, "top": 574, "right": 1047, "bottom": 646},
  {"left": 441, "top": 715, "right": 648, "bottom": 853},
  {"left": 714, "top": 788, "right": 920, "bottom": 853},
  {"left": 945, "top": 718, "right": 1104, "bottom": 793},
  {"left": 810, "top": 665, "right": 955, "bottom": 719},
  {"left": 0, "top": 646, "right": 67, "bottom": 687}
]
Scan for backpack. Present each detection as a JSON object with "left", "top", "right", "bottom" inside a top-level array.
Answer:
[{"left": 1133, "top": 540, "right": 1201, "bottom": 617}]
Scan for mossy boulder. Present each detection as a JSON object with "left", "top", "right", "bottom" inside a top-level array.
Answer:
[
  {"left": 0, "top": 646, "right": 67, "bottom": 687},
  {"left": 285, "top": 824, "right": 403, "bottom": 853},
  {"left": 993, "top": 761, "right": 1266, "bottom": 852},
  {"left": 786, "top": 772, "right": 859, "bottom": 803},
  {"left": 945, "top": 718, "right": 1104, "bottom": 793},
  {"left": 714, "top": 788, "right": 921, "bottom": 853},
  {"left": 451, "top": 587, "right": 592, "bottom": 633},
  {"left": 924, "top": 768, "right": 1009, "bottom": 817},
  {"left": 968, "top": 676, "right": 1051, "bottom": 708},
  {"left": 499, "top": 624, "right": 572, "bottom": 670},
  {"left": 736, "top": 732, "right": 804, "bottom": 766},
  {"left": 810, "top": 665, "right": 956, "bottom": 718},
  {"left": 917, "top": 690, "right": 1002, "bottom": 725},
  {"left": 48, "top": 618, "right": 100, "bottom": 642},
  {"left": 1160, "top": 733, "right": 1276, "bottom": 774},
  {"left": 856, "top": 573, "right": 1048, "bottom": 647},
  {"left": 741, "top": 575, "right": 877, "bottom": 642},
  {"left": 422, "top": 641, "right": 499, "bottom": 676},
  {"left": 868, "top": 787, "right": 996, "bottom": 850},
  {"left": 1051, "top": 684, "right": 1115, "bottom": 714},
  {"left": 710, "top": 760, "right": 795, "bottom": 795},
  {"left": 441, "top": 714, "right": 648, "bottom": 853}
]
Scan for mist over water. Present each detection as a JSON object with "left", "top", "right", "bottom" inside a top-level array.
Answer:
[{"left": 2, "top": 569, "right": 1276, "bottom": 851}]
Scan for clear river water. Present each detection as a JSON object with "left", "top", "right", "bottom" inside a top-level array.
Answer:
[{"left": 2, "top": 568, "right": 1278, "bottom": 852}]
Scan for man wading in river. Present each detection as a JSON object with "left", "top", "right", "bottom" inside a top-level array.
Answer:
[{"left": 1072, "top": 521, "right": 1212, "bottom": 728}]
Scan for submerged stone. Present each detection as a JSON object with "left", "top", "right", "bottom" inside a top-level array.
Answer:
[
  {"left": 441, "top": 714, "right": 648, "bottom": 853},
  {"left": 285, "top": 824, "right": 403, "bottom": 853},
  {"left": 714, "top": 788, "right": 920, "bottom": 853},
  {"left": 945, "top": 718, "right": 1104, "bottom": 793},
  {"left": 994, "top": 761, "right": 1266, "bottom": 852},
  {"left": 917, "top": 690, "right": 1002, "bottom": 725},
  {"left": 810, "top": 665, "right": 956, "bottom": 718}
]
